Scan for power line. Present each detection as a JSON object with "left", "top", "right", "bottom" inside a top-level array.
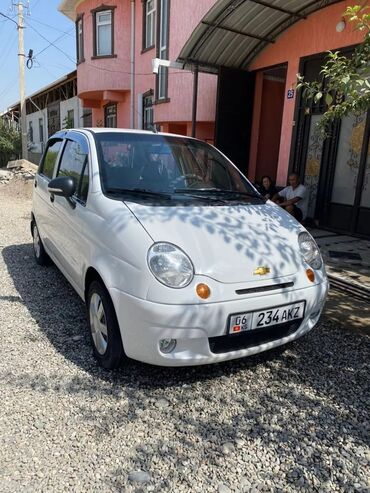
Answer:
[
  {"left": 33, "top": 27, "right": 75, "bottom": 57},
  {"left": 0, "top": 11, "right": 18, "bottom": 26},
  {"left": 27, "top": 16, "right": 74, "bottom": 36},
  {"left": 25, "top": 22, "right": 76, "bottom": 63}
]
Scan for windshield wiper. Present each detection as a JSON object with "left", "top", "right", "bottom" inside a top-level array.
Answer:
[
  {"left": 105, "top": 187, "right": 172, "bottom": 199},
  {"left": 214, "top": 189, "right": 264, "bottom": 199},
  {"left": 174, "top": 188, "right": 263, "bottom": 200},
  {"left": 173, "top": 189, "right": 228, "bottom": 204}
]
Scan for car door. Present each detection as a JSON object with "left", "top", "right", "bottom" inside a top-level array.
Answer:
[
  {"left": 48, "top": 132, "right": 91, "bottom": 293},
  {"left": 33, "top": 137, "right": 64, "bottom": 258}
]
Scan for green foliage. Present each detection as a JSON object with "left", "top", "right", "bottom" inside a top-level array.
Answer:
[
  {"left": 296, "top": 4, "right": 370, "bottom": 134},
  {"left": 0, "top": 120, "right": 21, "bottom": 167},
  {"left": 62, "top": 115, "right": 74, "bottom": 129}
]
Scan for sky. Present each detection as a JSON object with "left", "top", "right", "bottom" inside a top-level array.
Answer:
[{"left": 0, "top": 0, "right": 76, "bottom": 112}]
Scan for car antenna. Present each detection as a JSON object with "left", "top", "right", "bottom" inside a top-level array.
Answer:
[{"left": 152, "top": 124, "right": 158, "bottom": 134}]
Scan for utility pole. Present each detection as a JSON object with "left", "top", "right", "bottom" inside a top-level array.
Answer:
[{"left": 17, "top": 2, "right": 28, "bottom": 160}]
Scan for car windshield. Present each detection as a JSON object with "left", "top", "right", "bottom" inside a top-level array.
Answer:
[{"left": 94, "top": 132, "right": 261, "bottom": 200}]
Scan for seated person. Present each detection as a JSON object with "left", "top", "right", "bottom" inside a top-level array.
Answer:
[
  {"left": 258, "top": 175, "right": 278, "bottom": 200},
  {"left": 272, "top": 173, "right": 308, "bottom": 222}
]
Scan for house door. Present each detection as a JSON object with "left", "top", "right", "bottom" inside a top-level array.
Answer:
[
  {"left": 292, "top": 52, "right": 370, "bottom": 238},
  {"left": 321, "top": 111, "right": 370, "bottom": 236}
]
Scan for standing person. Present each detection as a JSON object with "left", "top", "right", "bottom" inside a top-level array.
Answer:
[
  {"left": 272, "top": 173, "right": 308, "bottom": 222},
  {"left": 258, "top": 175, "right": 278, "bottom": 200}
]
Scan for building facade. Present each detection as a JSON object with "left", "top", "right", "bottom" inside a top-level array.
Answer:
[
  {"left": 178, "top": 0, "right": 370, "bottom": 238},
  {"left": 2, "top": 71, "right": 92, "bottom": 164},
  {"left": 58, "top": 0, "right": 217, "bottom": 141}
]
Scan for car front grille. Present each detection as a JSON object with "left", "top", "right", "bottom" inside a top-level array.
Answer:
[{"left": 208, "top": 320, "right": 302, "bottom": 354}]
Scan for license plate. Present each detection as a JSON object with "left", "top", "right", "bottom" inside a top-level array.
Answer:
[{"left": 229, "top": 302, "right": 305, "bottom": 334}]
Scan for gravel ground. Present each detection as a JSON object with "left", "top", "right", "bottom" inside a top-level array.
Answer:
[{"left": 0, "top": 179, "right": 369, "bottom": 493}]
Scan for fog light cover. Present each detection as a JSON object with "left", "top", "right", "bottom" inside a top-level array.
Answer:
[{"left": 159, "top": 338, "right": 177, "bottom": 354}]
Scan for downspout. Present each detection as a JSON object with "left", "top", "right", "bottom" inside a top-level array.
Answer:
[{"left": 130, "top": 0, "right": 135, "bottom": 129}]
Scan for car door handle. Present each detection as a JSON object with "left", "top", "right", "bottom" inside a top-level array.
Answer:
[{"left": 50, "top": 195, "right": 54, "bottom": 203}]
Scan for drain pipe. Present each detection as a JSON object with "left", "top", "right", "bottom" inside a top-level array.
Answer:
[{"left": 130, "top": 0, "right": 135, "bottom": 129}]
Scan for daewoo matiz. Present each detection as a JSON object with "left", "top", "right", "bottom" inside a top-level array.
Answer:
[{"left": 32, "top": 129, "right": 328, "bottom": 368}]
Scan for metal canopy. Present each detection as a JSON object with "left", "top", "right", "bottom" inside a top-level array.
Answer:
[{"left": 178, "top": 0, "right": 342, "bottom": 72}]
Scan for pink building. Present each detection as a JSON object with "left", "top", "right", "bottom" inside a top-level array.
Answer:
[
  {"left": 58, "top": 0, "right": 217, "bottom": 141},
  {"left": 178, "top": 0, "right": 369, "bottom": 238},
  {"left": 59, "top": 0, "right": 369, "bottom": 237}
]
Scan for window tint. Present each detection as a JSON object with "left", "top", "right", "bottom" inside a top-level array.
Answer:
[
  {"left": 58, "top": 139, "right": 89, "bottom": 201},
  {"left": 40, "top": 139, "right": 62, "bottom": 179}
]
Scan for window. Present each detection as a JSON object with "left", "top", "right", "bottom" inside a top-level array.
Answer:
[
  {"left": 94, "top": 9, "right": 113, "bottom": 57},
  {"left": 157, "top": 0, "right": 169, "bottom": 100},
  {"left": 143, "top": 0, "right": 155, "bottom": 50},
  {"left": 82, "top": 108, "right": 92, "bottom": 127},
  {"left": 40, "top": 139, "right": 63, "bottom": 179},
  {"left": 28, "top": 121, "right": 34, "bottom": 143},
  {"left": 143, "top": 92, "right": 154, "bottom": 130},
  {"left": 39, "top": 118, "right": 44, "bottom": 143},
  {"left": 76, "top": 16, "right": 84, "bottom": 62},
  {"left": 105, "top": 104, "right": 117, "bottom": 128},
  {"left": 67, "top": 109, "right": 75, "bottom": 128},
  {"left": 58, "top": 139, "right": 89, "bottom": 202}
]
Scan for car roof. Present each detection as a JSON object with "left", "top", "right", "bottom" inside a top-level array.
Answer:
[{"left": 51, "top": 128, "right": 199, "bottom": 141}]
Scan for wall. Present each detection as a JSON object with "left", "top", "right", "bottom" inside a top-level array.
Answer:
[
  {"left": 60, "top": 96, "right": 83, "bottom": 129},
  {"left": 73, "top": 0, "right": 217, "bottom": 136},
  {"left": 26, "top": 108, "right": 47, "bottom": 155},
  {"left": 249, "top": 1, "right": 364, "bottom": 185},
  {"left": 76, "top": 0, "right": 131, "bottom": 98}
]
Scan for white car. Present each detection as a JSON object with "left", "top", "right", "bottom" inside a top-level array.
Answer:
[{"left": 32, "top": 129, "right": 328, "bottom": 369}]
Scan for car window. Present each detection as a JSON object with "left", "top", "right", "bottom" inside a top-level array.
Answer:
[
  {"left": 94, "top": 133, "right": 257, "bottom": 196},
  {"left": 39, "top": 139, "right": 63, "bottom": 179},
  {"left": 57, "top": 138, "right": 89, "bottom": 202}
]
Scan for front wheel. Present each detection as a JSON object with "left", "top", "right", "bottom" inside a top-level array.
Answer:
[
  {"left": 87, "top": 280, "right": 125, "bottom": 369},
  {"left": 32, "top": 221, "right": 50, "bottom": 266}
]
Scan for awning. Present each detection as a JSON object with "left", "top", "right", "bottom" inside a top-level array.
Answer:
[{"left": 178, "top": 0, "right": 342, "bottom": 73}]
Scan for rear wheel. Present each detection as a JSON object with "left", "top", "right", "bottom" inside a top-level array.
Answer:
[
  {"left": 32, "top": 221, "right": 49, "bottom": 266},
  {"left": 87, "top": 280, "right": 125, "bottom": 369}
]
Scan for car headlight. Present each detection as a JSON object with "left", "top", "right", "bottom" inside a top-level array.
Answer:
[
  {"left": 298, "top": 232, "right": 322, "bottom": 270},
  {"left": 147, "top": 242, "right": 194, "bottom": 288}
]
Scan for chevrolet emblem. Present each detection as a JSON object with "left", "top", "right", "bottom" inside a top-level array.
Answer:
[{"left": 253, "top": 266, "right": 270, "bottom": 276}]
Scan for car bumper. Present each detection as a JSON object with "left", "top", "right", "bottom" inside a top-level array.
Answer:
[{"left": 110, "top": 281, "right": 328, "bottom": 367}]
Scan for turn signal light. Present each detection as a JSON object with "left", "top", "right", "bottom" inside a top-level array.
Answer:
[
  {"left": 306, "top": 268, "right": 315, "bottom": 283},
  {"left": 196, "top": 283, "right": 211, "bottom": 299}
]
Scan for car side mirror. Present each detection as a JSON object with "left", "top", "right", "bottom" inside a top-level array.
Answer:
[
  {"left": 48, "top": 176, "right": 76, "bottom": 208},
  {"left": 48, "top": 176, "right": 76, "bottom": 197}
]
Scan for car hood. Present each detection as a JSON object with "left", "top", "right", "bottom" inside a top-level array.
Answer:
[{"left": 127, "top": 201, "right": 304, "bottom": 284}]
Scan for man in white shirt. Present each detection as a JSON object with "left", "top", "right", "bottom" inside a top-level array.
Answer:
[{"left": 272, "top": 173, "right": 308, "bottom": 222}]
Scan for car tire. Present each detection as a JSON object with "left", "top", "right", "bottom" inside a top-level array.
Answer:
[
  {"left": 87, "top": 280, "right": 125, "bottom": 369},
  {"left": 32, "top": 221, "right": 50, "bottom": 266}
]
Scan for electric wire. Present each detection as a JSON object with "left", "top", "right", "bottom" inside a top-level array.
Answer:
[
  {"left": 25, "top": 22, "right": 76, "bottom": 63},
  {"left": 27, "top": 16, "right": 74, "bottom": 36}
]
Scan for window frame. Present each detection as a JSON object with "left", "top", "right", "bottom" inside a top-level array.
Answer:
[
  {"left": 56, "top": 134, "right": 90, "bottom": 205},
  {"left": 39, "top": 118, "right": 44, "bottom": 143},
  {"left": 104, "top": 103, "right": 117, "bottom": 128},
  {"left": 38, "top": 138, "right": 64, "bottom": 180},
  {"left": 142, "top": 0, "right": 156, "bottom": 52},
  {"left": 76, "top": 14, "right": 85, "bottom": 63},
  {"left": 142, "top": 90, "right": 154, "bottom": 130},
  {"left": 67, "top": 109, "right": 75, "bottom": 128},
  {"left": 28, "top": 121, "right": 34, "bottom": 143},
  {"left": 155, "top": 0, "right": 170, "bottom": 102},
  {"left": 91, "top": 5, "right": 117, "bottom": 59}
]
